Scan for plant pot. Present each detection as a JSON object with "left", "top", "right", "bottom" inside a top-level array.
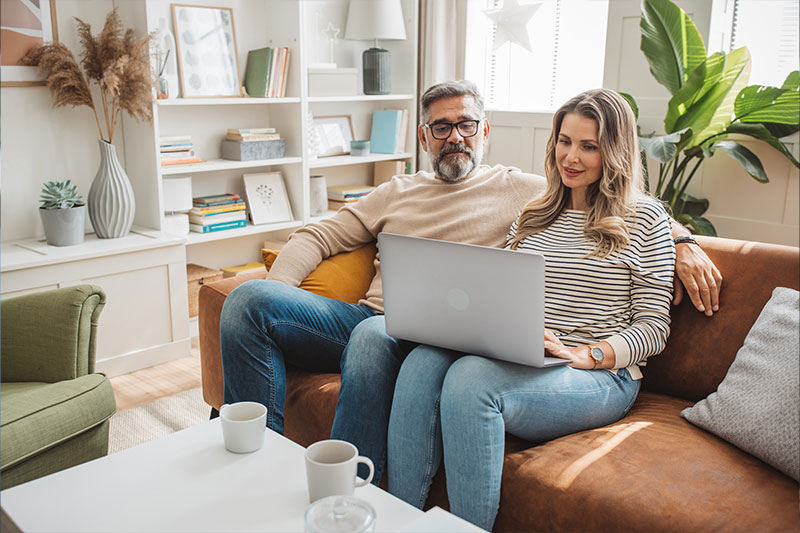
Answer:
[
  {"left": 39, "top": 205, "right": 86, "bottom": 246},
  {"left": 88, "top": 140, "right": 136, "bottom": 238}
]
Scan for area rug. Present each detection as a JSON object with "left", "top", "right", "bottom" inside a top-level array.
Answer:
[{"left": 108, "top": 387, "right": 210, "bottom": 454}]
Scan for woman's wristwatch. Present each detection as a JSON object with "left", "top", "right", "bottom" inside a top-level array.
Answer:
[
  {"left": 588, "top": 346, "right": 604, "bottom": 369},
  {"left": 674, "top": 235, "right": 698, "bottom": 246}
]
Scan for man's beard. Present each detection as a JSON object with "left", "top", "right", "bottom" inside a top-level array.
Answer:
[{"left": 430, "top": 142, "right": 483, "bottom": 182}]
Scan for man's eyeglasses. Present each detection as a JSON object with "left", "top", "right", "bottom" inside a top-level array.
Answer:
[{"left": 423, "top": 119, "right": 482, "bottom": 140}]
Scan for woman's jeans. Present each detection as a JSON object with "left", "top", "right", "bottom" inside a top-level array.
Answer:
[
  {"left": 220, "top": 280, "right": 376, "bottom": 435},
  {"left": 387, "top": 346, "right": 641, "bottom": 531}
]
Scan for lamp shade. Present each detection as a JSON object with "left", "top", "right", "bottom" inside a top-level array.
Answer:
[{"left": 345, "top": 0, "right": 407, "bottom": 41}]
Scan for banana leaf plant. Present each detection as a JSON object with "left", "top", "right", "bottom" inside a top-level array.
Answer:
[{"left": 623, "top": 0, "right": 799, "bottom": 235}]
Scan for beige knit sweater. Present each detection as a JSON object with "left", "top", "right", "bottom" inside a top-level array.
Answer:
[{"left": 267, "top": 164, "right": 546, "bottom": 312}]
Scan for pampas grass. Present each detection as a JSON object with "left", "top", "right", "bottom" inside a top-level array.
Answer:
[{"left": 22, "top": 8, "right": 154, "bottom": 143}]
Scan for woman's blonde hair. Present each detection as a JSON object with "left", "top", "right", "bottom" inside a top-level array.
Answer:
[{"left": 509, "top": 89, "right": 644, "bottom": 258}]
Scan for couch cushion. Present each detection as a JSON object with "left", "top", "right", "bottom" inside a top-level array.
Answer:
[
  {"left": 262, "top": 243, "right": 377, "bottom": 303},
  {"left": 1, "top": 374, "right": 116, "bottom": 470},
  {"left": 681, "top": 287, "right": 799, "bottom": 481},
  {"left": 495, "top": 391, "right": 799, "bottom": 532}
]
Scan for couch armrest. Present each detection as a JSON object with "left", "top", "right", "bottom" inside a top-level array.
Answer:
[
  {"left": 1, "top": 285, "right": 106, "bottom": 383},
  {"left": 199, "top": 271, "right": 267, "bottom": 409}
]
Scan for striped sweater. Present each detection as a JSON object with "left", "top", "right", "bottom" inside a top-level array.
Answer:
[{"left": 507, "top": 197, "right": 675, "bottom": 379}]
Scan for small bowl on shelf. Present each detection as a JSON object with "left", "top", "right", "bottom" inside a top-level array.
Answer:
[{"left": 350, "top": 140, "right": 370, "bottom": 156}]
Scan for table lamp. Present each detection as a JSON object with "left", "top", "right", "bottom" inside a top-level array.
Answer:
[
  {"left": 345, "top": 0, "right": 407, "bottom": 95},
  {"left": 162, "top": 176, "right": 193, "bottom": 235}
]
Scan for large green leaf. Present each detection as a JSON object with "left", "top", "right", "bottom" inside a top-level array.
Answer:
[
  {"left": 708, "top": 140, "right": 768, "bottom": 183},
  {"left": 639, "top": 128, "right": 690, "bottom": 162},
  {"left": 725, "top": 122, "right": 799, "bottom": 167},
  {"left": 640, "top": 0, "right": 706, "bottom": 95},
  {"left": 735, "top": 86, "right": 799, "bottom": 125},
  {"left": 619, "top": 92, "right": 639, "bottom": 120},
  {"left": 782, "top": 70, "right": 799, "bottom": 90},
  {"left": 681, "top": 194, "right": 709, "bottom": 216},
  {"left": 677, "top": 213, "right": 717, "bottom": 236},
  {"left": 664, "top": 53, "right": 725, "bottom": 133},
  {"left": 688, "top": 47, "right": 752, "bottom": 147}
]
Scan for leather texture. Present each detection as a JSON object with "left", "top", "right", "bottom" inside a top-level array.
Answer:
[{"left": 199, "top": 236, "right": 800, "bottom": 531}]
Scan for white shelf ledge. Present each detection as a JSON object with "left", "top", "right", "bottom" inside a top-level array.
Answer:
[
  {"left": 308, "top": 94, "right": 415, "bottom": 103},
  {"left": 1, "top": 227, "right": 185, "bottom": 272},
  {"left": 157, "top": 97, "right": 300, "bottom": 106},
  {"left": 161, "top": 157, "right": 303, "bottom": 175},
  {"left": 309, "top": 153, "right": 413, "bottom": 169},
  {"left": 185, "top": 220, "right": 304, "bottom": 245}
]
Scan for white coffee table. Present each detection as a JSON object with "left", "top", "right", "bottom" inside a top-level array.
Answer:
[{"left": 1, "top": 420, "right": 428, "bottom": 532}]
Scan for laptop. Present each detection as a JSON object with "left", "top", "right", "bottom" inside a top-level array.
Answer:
[{"left": 378, "top": 233, "right": 569, "bottom": 368}]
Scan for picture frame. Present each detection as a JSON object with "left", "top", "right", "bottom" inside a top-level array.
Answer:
[
  {"left": 243, "top": 172, "right": 293, "bottom": 225},
  {"left": 0, "top": 0, "right": 58, "bottom": 87},
  {"left": 312, "top": 115, "right": 355, "bottom": 157},
  {"left": 171, "top": 4, "right": 241, "bottom": 98}
]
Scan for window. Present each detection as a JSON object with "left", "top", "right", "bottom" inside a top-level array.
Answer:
[
  {"left": 464, "top": 0, "right": 609, "bottom": 112},
  {"left": 729, "top": 0, "right": 799, "bottom": 87}
]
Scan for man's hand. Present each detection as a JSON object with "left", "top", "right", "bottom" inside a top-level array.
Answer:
[{"left": 674, "top": 242, "right": 723, "bottom": 316}]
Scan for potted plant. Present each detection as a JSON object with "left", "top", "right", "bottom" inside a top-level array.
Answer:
[
  {"left": 39, "top": 180, "right": 86, "bottom": 247},
  {"left": 22, "top": 9, "right": 154, "bottom": 239},
  {"left": 623, "top": 0, "right": 799, "bottom": 235}
]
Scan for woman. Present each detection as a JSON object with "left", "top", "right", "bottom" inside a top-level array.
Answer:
[{"left": 385, "top": 88, "right": 675, "bottom": 530}]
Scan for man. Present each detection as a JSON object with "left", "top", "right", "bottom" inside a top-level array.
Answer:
[{"left": 220, "top": 80, "right": 721, "bottom": 482}]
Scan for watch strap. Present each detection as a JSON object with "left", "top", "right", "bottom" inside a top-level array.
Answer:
[{"left": 674, "top": 235, "right": 699, "bottom": 246}]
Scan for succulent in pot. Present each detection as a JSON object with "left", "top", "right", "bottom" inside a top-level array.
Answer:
[{"left": 39, "top": 180, "right": 87, "bottom": 246}]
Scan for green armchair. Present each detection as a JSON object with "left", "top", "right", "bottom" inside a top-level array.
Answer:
[{"left": 1, "top": 285, "right": 117, "bottom": 489}]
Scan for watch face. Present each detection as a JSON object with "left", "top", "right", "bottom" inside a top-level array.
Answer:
[{"left": 591, "top": 347, "right": 604, "bottom": 362}]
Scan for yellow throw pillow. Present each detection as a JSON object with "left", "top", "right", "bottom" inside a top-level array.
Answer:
[{"left": 262, "top": 243, "right": 377, "bottom": 303}]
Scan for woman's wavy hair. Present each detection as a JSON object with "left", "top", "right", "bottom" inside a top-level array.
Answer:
[{"left": 509, "top": 88, "right": 645, "bottom": 258}]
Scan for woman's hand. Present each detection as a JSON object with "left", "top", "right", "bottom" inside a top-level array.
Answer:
[{"left": 544, "top": 329, "right": 594, "bottom": 369}]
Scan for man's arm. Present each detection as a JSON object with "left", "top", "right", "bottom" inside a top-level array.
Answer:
[{"left": 670, "top": 220, "right": 723, "bottom": 316}]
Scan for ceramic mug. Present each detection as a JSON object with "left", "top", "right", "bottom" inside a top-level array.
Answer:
[
  {"left": 220, "top": 401, "right": 267, "bottom": 453},
  {"left": 305, "top": 440, "right": 374, "bottom": 503}
]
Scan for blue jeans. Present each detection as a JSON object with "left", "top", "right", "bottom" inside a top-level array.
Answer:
[
  {"left": 387, "top": 346, "right": 641, "bottom": 531},
  {"left": 220, "top": 280, "right": 376, "bottom": 434},
  {"left": 331, "top": 315, "right": 416, "bottom": 485}
]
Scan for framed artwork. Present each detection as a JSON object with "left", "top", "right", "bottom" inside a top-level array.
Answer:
[
  {"left": 243, "top": 172, "right": 293, "bottom": 225},
  {"left": 0, "top": 0, "right": 58, "bottom": 87},
  {"left": 312, "top": 115, "right": 354, "bottom": 157},
  {"left": 171, "top": 4, "right": 241, "bottom": 97}
]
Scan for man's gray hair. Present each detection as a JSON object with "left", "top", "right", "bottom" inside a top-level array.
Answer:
[{"left": 420, "top": 80, "right": 484, "bottom": 123}]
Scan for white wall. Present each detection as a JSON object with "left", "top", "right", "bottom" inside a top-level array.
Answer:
[
  {"left": 482, "top": 0, "right": 798, "bottom": 247},
  {"left": 1, "top": 0, "right": 127, "bottom": 243}
]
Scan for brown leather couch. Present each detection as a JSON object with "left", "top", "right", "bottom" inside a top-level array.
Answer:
[{"left": 199, "top": 236, "right": 800, "bottom": 531}]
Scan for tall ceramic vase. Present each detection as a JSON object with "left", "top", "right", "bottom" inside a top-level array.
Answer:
[{"left": 88, "top": 140, "right": 136, "bottom": 238}]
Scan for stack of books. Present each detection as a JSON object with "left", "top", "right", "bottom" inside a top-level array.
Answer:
[
  {"left": 189, "top": 193, "right": 247, "bottom": 233},
  {"left": 243, "top": 47, "right": 291, "bottom": 98},
  {"left": 159, "top": 136, "right": 203, "bottom": 166},
  {"left": 225, "top": 128, "right": 280, "bottom": 142},
  {"left": 327, "top": 184, "right": 376, "bottom": 210},
  {"left": 369, "top": 109, "right": 409, "bottom": 154}
]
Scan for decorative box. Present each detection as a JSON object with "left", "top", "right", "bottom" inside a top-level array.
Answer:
[
  {"left": 308, "top": 67, "right": 358, "bottom": 97},
  {"left": 186, "top": 263, "right": 223, "bottom": 317},
  {"left": 221, "top": 139, "right": 286, "bottom": 161}
]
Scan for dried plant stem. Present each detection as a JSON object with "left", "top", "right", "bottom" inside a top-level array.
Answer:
[{"left": 92, "top": 106, "right": 105, "bottom": 141}]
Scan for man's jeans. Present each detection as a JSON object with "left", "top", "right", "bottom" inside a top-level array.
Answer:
[
  {"left": 220, "top": 280, "right": 376, "bottom": 434},
  {"left": 387, "top": 346, "right": 641, "bottom": 531}
]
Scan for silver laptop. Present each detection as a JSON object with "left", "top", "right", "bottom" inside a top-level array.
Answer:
[{"left": 378, "top": 233, "right": 569, "bottom": 368}]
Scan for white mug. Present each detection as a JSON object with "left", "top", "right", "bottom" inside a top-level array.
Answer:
[
  {"left": 305, "top": 440, "right": 374, "bottom": 503},
  {"left": 220, "top": 401, "right": 267, "bottom": 453}
]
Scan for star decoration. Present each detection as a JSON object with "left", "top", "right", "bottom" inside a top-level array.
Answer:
[
  {"left": 483, "top": 0, "right": 541, "bottom": 53},
  {"left": 321, "top": 22, "right": 341, "bottom": 42}
]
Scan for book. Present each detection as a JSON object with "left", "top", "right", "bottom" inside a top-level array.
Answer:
[
  {"left": 326, "top": 184, "right": 376, "bottom": 200},
  {"left": 189, "top": 203, "right": 246, "bottom": 216},
  {"left": 161, "top": 157, "right": 204, "bottom": 166},
  {"left": 159, "top": 135, "right": 191, "bottom": 143},
  {"left": 188, "top": 210, "right": 247, "bottom": 225},
  {"left": 193, "top": 193, "right": 240, "bottom": 205},
  {"left": 396, "top": 109, "right": 409, "bottom": 152},
  {"left": 221, "top": 261, "right": 266, "bottom": 278},
  {"left": 278, "top": 48, "right": 291, "bottom": 97},
  {"left": 369, "top": 110, "right": 405, "bottom": 153},
  {"left": 327, "top": 198, "right": 361, "bottom": 210},
  {"left": 244, "top": 47, "right": 273, "bottom": 98},
  {"left": 373, "top": 160, "right": 407, "bottom": 187},
  {"left": 227, "top": 128, "right": 276, "bottom": 135},
  {"left": 161, "top": 150, "right": 196, "bottom": 159},
  {"left": 268, "top": 47, "right": 283, "bottom": 98},
  {"left": 160, "top": 144, "right": 194, "bottom": 152},
  {"left": 225, "top": 133, "right": 281, "bottom": 142},
  {"left": 190, "top": 219, "right": 247, "bottom": 233}
]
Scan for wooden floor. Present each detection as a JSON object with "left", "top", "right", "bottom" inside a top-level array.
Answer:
[{"left": 109, "top": 337, "right": 202, "bottom": 413}]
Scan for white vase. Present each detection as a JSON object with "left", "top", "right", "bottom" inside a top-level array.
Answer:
[
  {"left": 309, "top": 175, "right": 328, "bottom": 217},
  {"left": 88, "top": 140, "right": 136, "bottom": 238}
]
